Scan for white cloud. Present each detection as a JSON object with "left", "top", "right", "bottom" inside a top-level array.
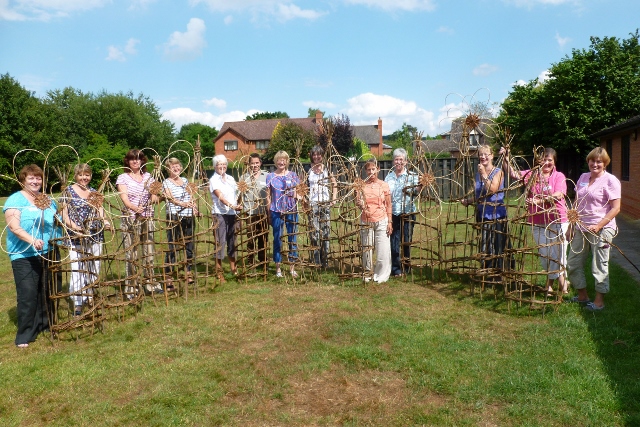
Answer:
[
  {"left": 105, "top": 38, "right": 139, "bottom": 61},
  {"left": 1, "top": 0, "right": 108, "bottom": 21},
  {"left": 128, "top": 0, "right": 157, "bottom": 10},
  {"left": 190, "top": 0, "right": 325, "bottom": 22},
  {"left": 161, "top": 107, "right": 248, "bottom": 130},
  {"left": 537, "top": 69, "right": 551, "bottom": 83},
  {"left": 473, "top": 63, "right": 499, "bottom": 76},
  {"left": 203, "top": 97, "right": 227, "bottom": 109},
  {"left": 437, "top": 25, "right": 454, "bottom": 35},
  {"left": 276, "top": 3, "right": 325, "bottom": 21},
  {"left": 343, "top": 93, "right": 437, "bottom": 135},
  {"left": 504, "top": 0, "right": 578, "bottom": 8},
  {"left": 19, "top": 73, "right": 54, "bottom": 95},
  {"left": 163, "top": 18, "right": 207, "bottom": 61},
  {"left": 223, "top": 15, "right": 233, "bottom": 24},
  {"left": 302, "top": 100, "right": 337, "bottom": 110},
  {"left": 106, "top": 46, "right": 126, "bottom": 62},
  {"left": 124, "top": 38, "right": 140, "bottom": 55},
  {"left": 343, "top": 0, "right": 436, "bottom": 11},
  {"left": 555, "top": 31, "right": 571, "bottom": 49}
]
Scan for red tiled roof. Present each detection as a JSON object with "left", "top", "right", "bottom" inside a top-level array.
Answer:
[{"left": 214, "top": 118, "right": 318, "bottom": 142}]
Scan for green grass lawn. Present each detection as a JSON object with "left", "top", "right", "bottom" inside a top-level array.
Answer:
[{"left": 0, "top": 197, "right": 639, "bottom": 426}]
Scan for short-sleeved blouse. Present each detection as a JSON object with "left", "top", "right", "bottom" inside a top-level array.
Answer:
[
  {"left": 3, "top": 191, "right": 59, "bottom": 261},
  {"left": 209, "top": 173, "right": 238, "bottom": 215},
  {"left": 266, "top": 171, "right": 299, "bottom": 213},
  {"left": 116, "top": 172, "right": 155, "bottom": 218},
  {"left": 361, "top": 179, "right": 391, "bottom": 223},
  {"left": 520, "top": 168, "right": 568, "bottom": 225},
  {"left": 62, "top": 185, "right": 105, "bottom": 243},
  {"left": 574, "top": 171, "right": 621, "bottom": 230},
  {"left": 163, "top": 177, "right": 194, "bottom": 217}
]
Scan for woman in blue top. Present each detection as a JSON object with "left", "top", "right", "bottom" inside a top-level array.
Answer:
[
  {"left": 266, "top": 150, "right": 300, "bottom": 278},
  {"left": 461, "top": 144, "right": 508, "bottom": 281},
  {"left": 3, "top": 164, "right": 58, "bottom": 348}
]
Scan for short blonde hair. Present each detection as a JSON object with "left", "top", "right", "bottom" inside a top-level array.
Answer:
[
  {"left": 73, "top": 163, "right": 92, "bottom": 180},
  {"left": 586, "top": 147, "right": 611, "bottom": 167},
  {"left": 273, "top": 150, "right": 290, "bottom": 165},
  {"left": 165, "top": 157, "right": 182, "bottom": 168},
  {"left": 477, "top": 144, "right": 493, "bottom": 156}
]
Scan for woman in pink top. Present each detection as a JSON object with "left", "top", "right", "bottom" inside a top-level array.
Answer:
[
  {"left": 355, "top": 158, "right": 392, "bottom": 283},
  {"left": 567, "top": 147, "right": 621, "bottom": 311},
  {"left": 502, "top": 147, "right": 568, "bottom": 295},
  {"left": 116, "top": 149, "right": 162, "bottom": 298}
]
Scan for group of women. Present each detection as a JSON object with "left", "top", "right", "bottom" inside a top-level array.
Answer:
[{"left": 4, "top": 144, "right": 621, "bottom": 348}]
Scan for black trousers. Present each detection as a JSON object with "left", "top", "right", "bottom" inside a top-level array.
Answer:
[{"left": 12, "top": 255, "right": 50, "bottom": 345}]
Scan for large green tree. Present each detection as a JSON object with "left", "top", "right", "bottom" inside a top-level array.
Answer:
[
  {"left": 500, "top": 30, "right": 640, "bottom": 159},
  {"left": 386, "top": 122, "right": 418, "bottom": 153},
  {"left": 0, "top": 74, "right": 52, "bottom": 193},
  {"left": 175, "top": 122, "right": 218, "bottom": 162},
  {"left": 245, "top": 111, "right": 289, "bottom": 121},
  {"left": 264, "top": 120, "right": 315, "bottom": 163}
]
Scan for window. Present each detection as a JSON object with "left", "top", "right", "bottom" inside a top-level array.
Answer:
[
  {"left": 224, "top": 140, "right": 238, "bottom": 151},
  {"left": 606, "top": 139, "right": 613, "bottom": 173},
  {"left": 256, "top": 140, "right": 269, "bottom": 150},
  {"left": 621, "top": 134, "right": 630, "bottom": 181},
  {"left": 469, "top": 129, "right": 479, "bottom": 146}
]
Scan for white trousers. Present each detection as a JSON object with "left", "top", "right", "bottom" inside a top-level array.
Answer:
[
  {"left": 69, "top": 240, "right": 102, "bottom": 307},
  {"left": 361, "top": 218, "right": 391, "bottom": 283}
]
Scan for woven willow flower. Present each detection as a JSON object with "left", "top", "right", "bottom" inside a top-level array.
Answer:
[
  {"left": 237, "top": 180, "right": 249, "bottom": 194},
  {"left": 295, "top": 182, "right": 309, "bottom": 198},
  {"left": 419, "top": 173, "right": 436, "bottom": 187},
  {"left": 186, "top": 182, "right": 198, "bottom": 195},
  {"left": 34, "top": 193, "right": 51, "bottom": 210},
  {"left": 87, "top": 192, "right": 104, "bottom": 209},
  {"left": 566, "top": 208, "right": 580, "bottom": 225},
  {"left": 148, "top": 181, "right": 163, "bottom": 196}
]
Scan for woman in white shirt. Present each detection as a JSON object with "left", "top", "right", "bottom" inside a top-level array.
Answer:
[{"left": 209, "top": 154, "right": 242, "bottom": 282}]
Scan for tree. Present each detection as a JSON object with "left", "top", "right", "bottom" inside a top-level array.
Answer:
[
  {"left": 500, "top": 30, "right": 640, "bottom": 159},
  {"left": 175, "top": 122, "right": 218, "bottom": 162},
  {"left": 331, "top": 114, "right": 355, "bottom": 156},
  {"left": 264, "top": 120, "right": 315, "bottom": 163},
  {"left": 245, "top": 111, "right": 289, "bottom": 121},
  {"left": 0, "top": 73, "right": 54, "bottom": 193},
  {"left": 307, "top": 108, "right": 323, "bottom": 118},
  {"left": 386, "top": 123, "right": 418, "bottom": 152}
]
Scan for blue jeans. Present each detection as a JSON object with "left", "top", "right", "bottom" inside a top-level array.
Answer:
[
  {"left": 390, "top": 214, "right": 415, "bottom": 275},
  {"left": 271, "top": 211, "right": 298, "bottom": 263}
]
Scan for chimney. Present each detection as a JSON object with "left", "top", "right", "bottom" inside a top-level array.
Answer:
[
  {"left": 315, "top": 110, "right": 323, "bottom": 121},
  {"left": 378, "top": 117, "right": 383, "bottom": 156}
]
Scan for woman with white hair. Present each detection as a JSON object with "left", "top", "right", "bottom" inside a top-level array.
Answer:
[
  {"left": 209, "top": 154, "right": 242, "bottom": 282},
  {"left": 384, "top": 148, "right": 421, "bottom": 277}
]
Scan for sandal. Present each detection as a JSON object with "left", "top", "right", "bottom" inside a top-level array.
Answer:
[
  {"left": 16, "top": 343, "right": 29, "bottom": 348},
  {"left": 290, "top": 270, "right": 298, "bottom": 279},
  {"left": 570, "top": 296, "right": 590, "bottom": 304},
  {"left": 216, "top": 272, "right": 226, "bottom": 283},
  {"left": 585, "top": 302, "right": 605, "bottom": 311},
  {"left": 276, "top": 270, "right": 283, "bottom": 278}
]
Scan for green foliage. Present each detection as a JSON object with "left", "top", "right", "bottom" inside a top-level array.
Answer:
[
  {"left": 500, "top": 30, "right": 640, "bottom": 158},
  {"left": 80, "top": 132, "right": 130, "bottom": 187},
  {"left": 386, "top": 122, "right": 418, "bottom": 153},
  {"left": 245, "top": 111, "right": 289, "bottom": 121},
  {"left": 307, "top": 108, "right": 323, "bottom": 118},
  {"left": 264, "top": 120, "right": 315, "bottom": 163},
  {"left": 175, "top": 122, "right": 218, "bottom": 160},
  {"left": 351, "top": 137, "right": 371, "bottom": 159},
  {"left": 0, "top": 74, "right": 177, "bottom": 195}
]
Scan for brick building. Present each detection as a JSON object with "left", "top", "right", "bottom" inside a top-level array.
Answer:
[
  {"left": 592, "top": 114, "right": 640, "bottom": 219},
  {"left": 214, "top": 111, "right": 386, "bottom": 160}
]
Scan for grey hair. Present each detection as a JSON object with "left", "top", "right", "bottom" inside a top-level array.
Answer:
[
  {"left": 212, "top": 154, "right": 228, "bottom": 168},
  {"left": 392, "top": 148, "right": 408, "bottom": 161}
]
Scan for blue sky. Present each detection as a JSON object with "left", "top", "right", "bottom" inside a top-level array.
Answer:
[{"left": 1, "top": 0, "right": 639, "bottom": 137}]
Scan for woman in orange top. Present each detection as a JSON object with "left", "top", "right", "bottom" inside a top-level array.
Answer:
[{"left": 356, "top": 158, "right": 393, "bottom": 283}]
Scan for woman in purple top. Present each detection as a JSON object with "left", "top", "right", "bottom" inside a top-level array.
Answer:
[
  {"left": 266, "top": 150, "right": 299, "bottom": 278},
  {"left": 116, "top": 149, "right": 162, "bottom": 297},
  {"left": 567, "top": 147, "right": 621, "bottom": 311},
  {"left": 502, "top": 147, "right": 568, "bottom": 295}
]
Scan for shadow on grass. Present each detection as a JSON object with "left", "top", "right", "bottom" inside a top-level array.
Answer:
[
  {"left": 579, "top": 261, "right": 640, "bottom": 426},
  {"left": 6, "top": 306, "right": 17, "bottom": 326}
]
